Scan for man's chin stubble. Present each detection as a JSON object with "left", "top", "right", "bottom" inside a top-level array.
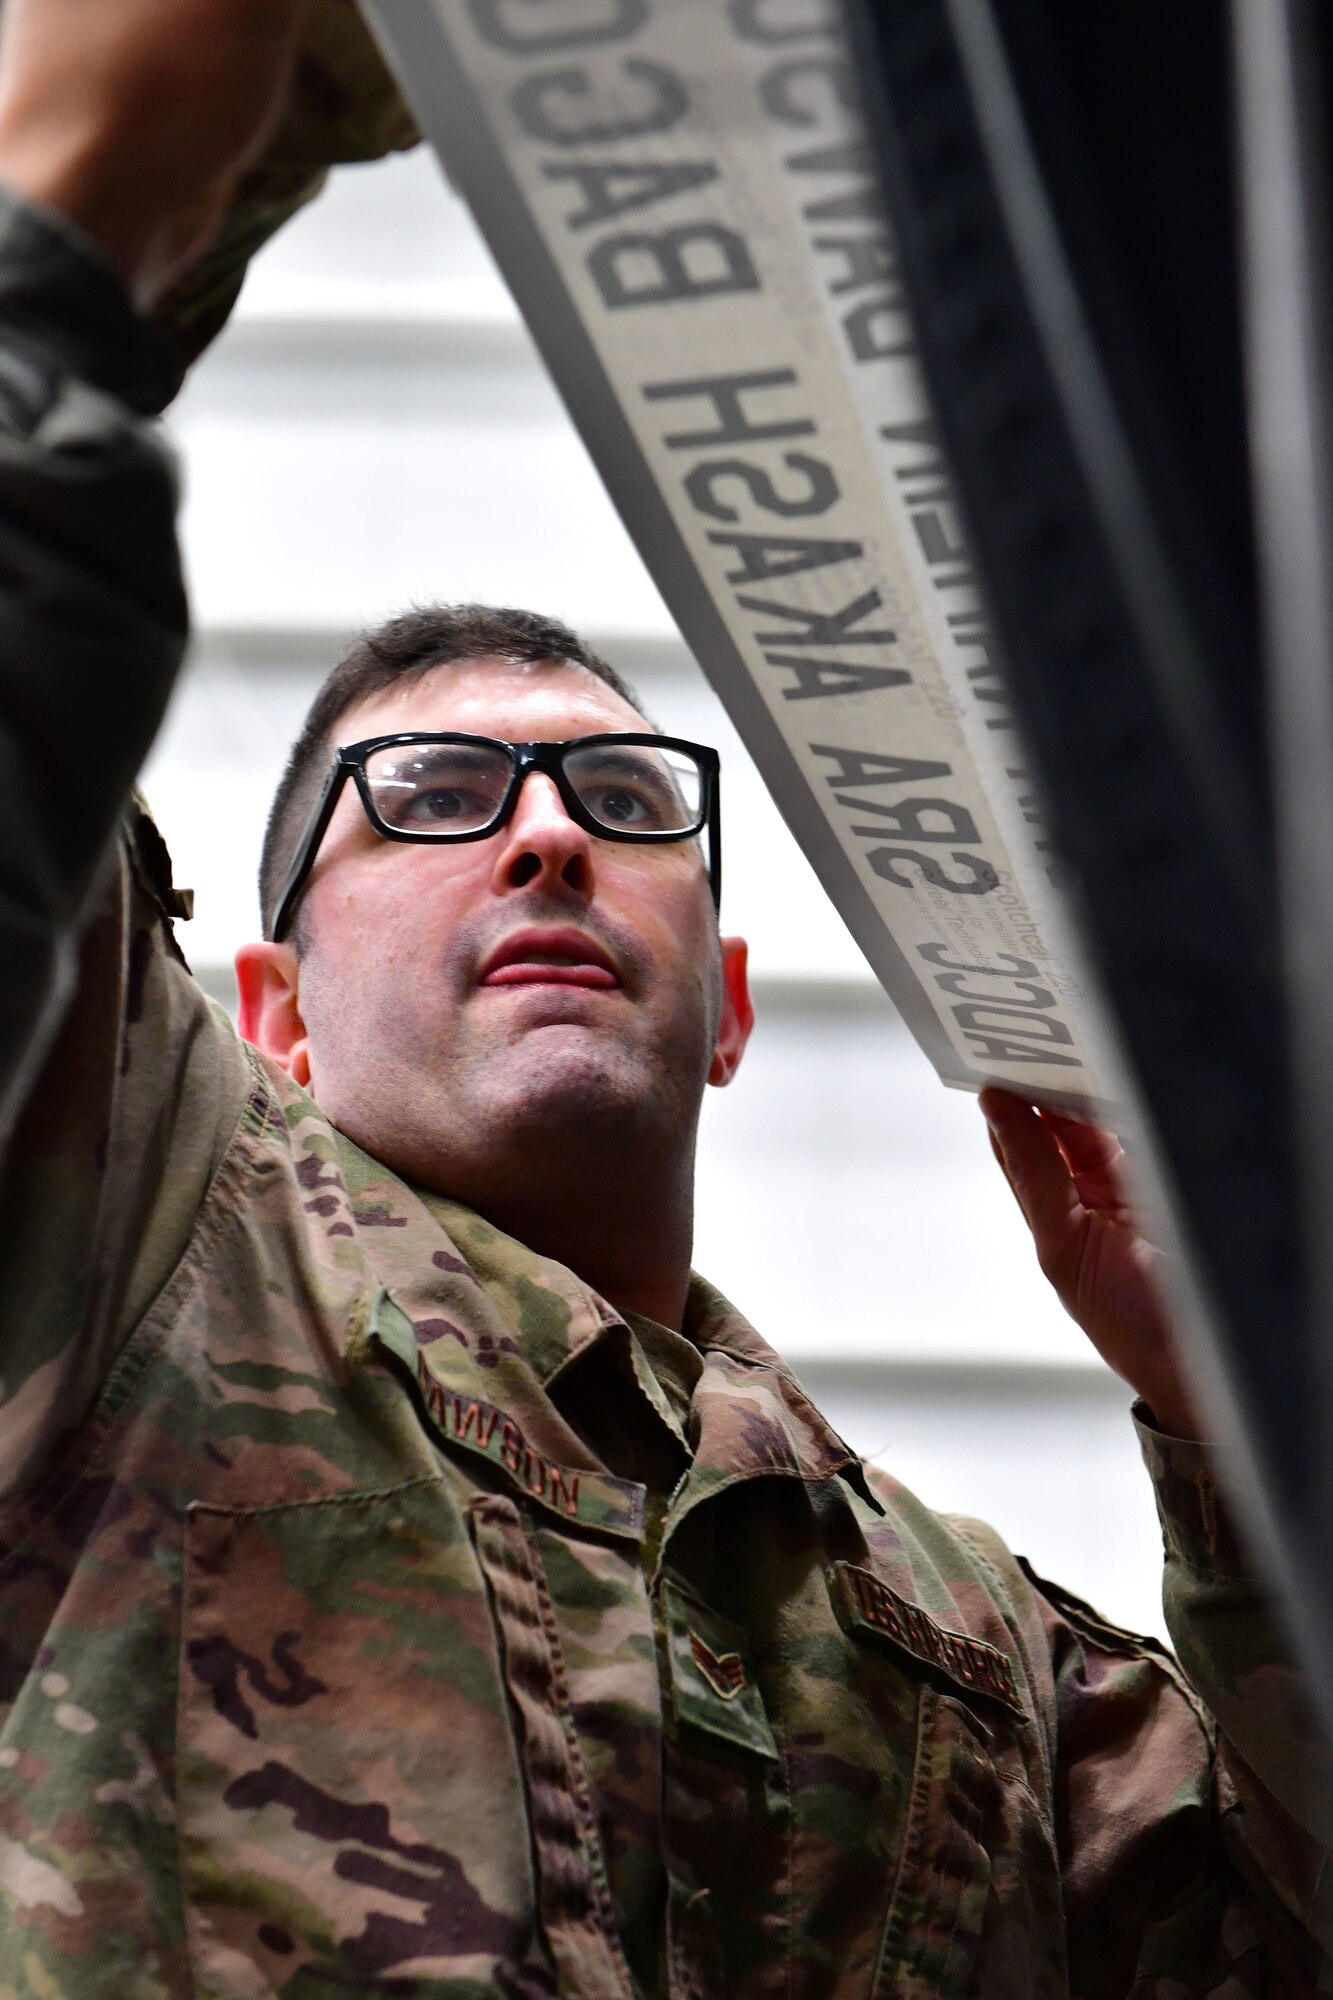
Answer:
[{"left": 463, "top": 1034, "right": 681, "bottom": 1144}]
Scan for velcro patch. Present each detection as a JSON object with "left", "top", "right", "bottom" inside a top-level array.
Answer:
[{"left": 662, "top": 1580, "right": 777, "bottom": 1761}]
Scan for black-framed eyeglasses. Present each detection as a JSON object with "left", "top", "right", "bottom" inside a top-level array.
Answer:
[{"left": 270, "top": 731, "right": 722, "bottom": 942}]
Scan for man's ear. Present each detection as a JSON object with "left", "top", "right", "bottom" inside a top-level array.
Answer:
[
  {"left": 708, "top": 936, "right": 755, "bottom": 1087},
  {"left": 234, "top": 940, "right": 312, "bottom": 1087}
]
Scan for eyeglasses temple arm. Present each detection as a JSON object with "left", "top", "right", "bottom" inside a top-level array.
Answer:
[
  {"left": 708, "top": 773, "right": 722, "bottom": 913},
  {"left": 270, "top": 758, "right": 350, "bottom": 943}
]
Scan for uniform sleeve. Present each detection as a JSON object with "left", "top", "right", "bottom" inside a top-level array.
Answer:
[
  {"left": 1136, "top": 1415, "right": 1332, "bottom": 1967},
  {"left": 984, "top": 1413, "right": 1332, "bottom": 1997},
  {"left": 0, "top": 182, "right": 185, "bottom": 1138},
  {"left": 0, "top": 188, "right": 253, "bottom": 1506},
  {"left": 0, "top": 806, "right": 253, "bottom": 1507}
]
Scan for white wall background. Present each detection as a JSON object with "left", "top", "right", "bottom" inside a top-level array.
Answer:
[{"left": 144, "top": 147, "right": 1170, "bottom": 1638}]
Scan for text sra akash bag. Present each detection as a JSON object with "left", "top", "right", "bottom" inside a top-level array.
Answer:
[{"left": 364, "top": 0, "right": 1116, "bottom": 1115}]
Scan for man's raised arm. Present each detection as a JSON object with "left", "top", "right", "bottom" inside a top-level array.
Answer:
[{"left": 0, "top": 0, "right": 304, "bottom": 1135}]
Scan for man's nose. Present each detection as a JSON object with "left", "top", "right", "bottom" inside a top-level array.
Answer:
[{"left": 490, "top": 771, "right": 595, "bottom": 898}]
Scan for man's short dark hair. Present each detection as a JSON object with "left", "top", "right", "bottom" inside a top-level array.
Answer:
[{"left": 259, "top": 603, "right": 645, "bottom": 940}]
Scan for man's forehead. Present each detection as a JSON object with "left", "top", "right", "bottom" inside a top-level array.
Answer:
[{"left": 335, "top": 654, "right": 649, "bottom": 743}]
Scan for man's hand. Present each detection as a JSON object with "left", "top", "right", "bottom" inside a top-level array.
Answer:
[
  {"left": 0, "top": 0, "right": 309, "bottom": 308},
  {"left": 981, "top": 1088, "right": 1203, "bottom": 1439}
]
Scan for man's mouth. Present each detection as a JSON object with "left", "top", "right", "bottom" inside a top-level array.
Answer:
[{"left": 477, "top": 927, "right": 621, "bottom": 990}]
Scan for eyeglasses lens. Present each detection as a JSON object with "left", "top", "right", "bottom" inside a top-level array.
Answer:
[
  {"left": 563, "top": 742, "right": 703, "bottom": 834},
  {"left": 365, "top": 742, "right": 513, "bottom": 833},
  {"left": 365, "top": 739, "right": 705, "bottom": 839}
]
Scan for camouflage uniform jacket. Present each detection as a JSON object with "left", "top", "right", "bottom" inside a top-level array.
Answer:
[{"left": 0, "top": 188, "right": 1327, "bottom": 2000}]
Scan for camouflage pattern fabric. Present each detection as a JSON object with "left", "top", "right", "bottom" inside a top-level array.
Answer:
[
  {"left": 0, "top": 806, "right": 1326, "bottom": 1998},
  {"left": 149, "top": 0, "right": 418, "bottom": 397}
]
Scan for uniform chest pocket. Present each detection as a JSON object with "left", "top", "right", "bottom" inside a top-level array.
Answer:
[
  {"left": 178, "top": 1480, "right": 545, "bottom": 1997},
  {"left": 828, "top": 1563, "right": 1062, "bottom": 2000}
]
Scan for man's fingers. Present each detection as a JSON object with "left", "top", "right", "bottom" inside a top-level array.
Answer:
[
  {"left": 980, "top": 1089, "right": 1081, "bottom": 1260},
  {"left": 1038, "top": 1106, "right": 1122, "bottom": 1178},
  {"left": 986, "top": 1122, "right": 1021, "bottom": 1205}
]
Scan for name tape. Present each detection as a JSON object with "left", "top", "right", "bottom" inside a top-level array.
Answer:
[
  {"left": 833, "top": 1561, "right": 1023, "bottom": 1716},
  {"left": 414, "top": 1356, "right": 645, "bottom": 1541}
]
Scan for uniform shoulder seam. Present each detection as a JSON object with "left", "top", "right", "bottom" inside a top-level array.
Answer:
[{"left": 1015, "top": 1553, "right": 1216, "bottom": 1740}]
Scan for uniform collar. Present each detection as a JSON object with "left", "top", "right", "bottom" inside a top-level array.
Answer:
[
  {"left": 327, "top": 1127, "right": 611, "bottom": 1478},
  {"left": 677, "top": 1274, "right": 883, "bottom": 1522},
  {"left": 328, "top": 1125, "right": 878, "bottom": 1515}
]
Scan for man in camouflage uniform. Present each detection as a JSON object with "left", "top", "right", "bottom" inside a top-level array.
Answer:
[{"left": 0, "top": 0, "right": 1326, "bottom": 1994}]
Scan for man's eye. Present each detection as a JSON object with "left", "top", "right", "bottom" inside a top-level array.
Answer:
[
  {"left": 371, "top": 776, "right": 499, "bottom": 829},
  {"left": 408, "top": 787, "right": 470, "bottom": 820},
  {"left": 590, "top": 784, "right": 656, "bottom": 826}
]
